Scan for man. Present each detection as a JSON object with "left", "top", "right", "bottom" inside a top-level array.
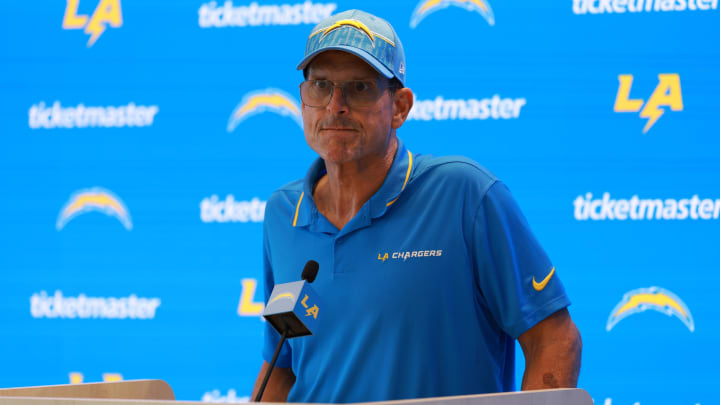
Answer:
[{"left": 253, "top": 9, "right": 581, "bottom": 403}]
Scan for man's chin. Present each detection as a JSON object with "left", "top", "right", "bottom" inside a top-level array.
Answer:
[
  {"left": 319, "top": 151, "right": 360, "bottom": 165},
  {"left": 313, "top": 139, "right": 361, "bottom": 160}
]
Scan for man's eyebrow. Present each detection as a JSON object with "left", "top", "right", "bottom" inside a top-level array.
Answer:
[
  {"left": 306, "top": 69, "right": 326, "bottom": 79},
  {"left": 307, "top": 73, "right": 380, "bottom": 81}
]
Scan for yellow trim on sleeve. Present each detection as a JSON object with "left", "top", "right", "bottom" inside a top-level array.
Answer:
[
  {"left": 293, "top": 191, "right": 305, "bottom": 227},
  {"left": 386, "top": 150, "right": 413, "bottom": 207}
]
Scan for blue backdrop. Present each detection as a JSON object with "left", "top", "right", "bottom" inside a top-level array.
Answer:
[{"left": 1, "top": 1, "right": 718, "bottom": 404}]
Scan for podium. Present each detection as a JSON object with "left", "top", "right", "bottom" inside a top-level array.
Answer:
[
  {"left": 0, "top": 380, "right": 592, "bottom": 405},
  {"left": 0, "top": 380, "right": 174, "bottom": 401}
]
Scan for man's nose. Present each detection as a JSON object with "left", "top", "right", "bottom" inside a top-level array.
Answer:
[{"left": 327, "top": 85, "right": 349, "bottom": 114}]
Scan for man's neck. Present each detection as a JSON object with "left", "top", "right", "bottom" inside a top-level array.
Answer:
[{"left": 313, "top": 138, "right": 398, "bottom": 230}]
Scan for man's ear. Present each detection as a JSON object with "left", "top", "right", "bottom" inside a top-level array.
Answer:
[{"left": 391, "top": 87, "right": 414, "bottom": 130}]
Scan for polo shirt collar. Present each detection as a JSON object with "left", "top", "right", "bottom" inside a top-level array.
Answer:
[
  {"left": 368, "top": 139, "right": 413, "bottom": 218},
  {"left": 293, "top": 138, "right": 414, "bottom": 230}
]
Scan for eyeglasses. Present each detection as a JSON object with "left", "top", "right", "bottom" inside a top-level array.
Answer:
[{"left": 299, "top": 79, "right": 396, "bottom": 109}]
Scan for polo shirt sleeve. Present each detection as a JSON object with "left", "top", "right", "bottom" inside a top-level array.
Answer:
[
  {"left": 261, "top": 220, "right": 293, "bottom": 368},
  {"left": 471, "top": 181, "right": 571, "bottom": 339}
]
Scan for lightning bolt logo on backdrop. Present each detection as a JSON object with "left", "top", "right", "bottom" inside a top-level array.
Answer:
[
  {"left": 606, "top": 286, "right": 694, "bottom": 332},
  {"left": 227, "top": 89, "right": 302, "bottom": 133},
  {"left": 410, "top": 0, "right": 495, "bottom": 28},
  {"left": 56, "top": 187, "right": 132, "bottom": 230}
]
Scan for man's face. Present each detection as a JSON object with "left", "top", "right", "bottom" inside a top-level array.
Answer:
[{"left": 302, "top": 51, "right": 396, "bottom": 166}]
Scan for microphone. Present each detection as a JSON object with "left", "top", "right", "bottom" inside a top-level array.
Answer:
[
  {"left": 263, "top": 260, "right": 321, "bottom": 338},
  {"left": 254, "top": 260, "right": 321, "bottom": 402},
  {"left": 301, "top": 260, "right": 319, "bottom": 283}
]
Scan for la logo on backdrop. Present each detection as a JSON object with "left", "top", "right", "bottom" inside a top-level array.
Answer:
[
  {"left": 613, "top": 73, "right": 684, "bottom": 134},
  {"left": 238, "top": 279, "right": 265, "bottom": 317},
  {"left": 227, "top": 88, "right": 302, "bottom": 133},
  {"left": 410, "top": 0, "right": 495, "bottom": 28},
  {"left": 69, "top": 372, "right": 123, "bottom": 385},
  {"left": 62, "top": 0, "right": 123, "bottom": 47}
]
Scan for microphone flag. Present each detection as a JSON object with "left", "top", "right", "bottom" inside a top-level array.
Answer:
[{"left": 263, "top": 280, "right": 321, "bottom": 338}]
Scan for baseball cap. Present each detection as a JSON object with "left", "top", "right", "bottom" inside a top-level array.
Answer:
[{"left": 296, "top": 9, "right": 406, "bottom": 86}]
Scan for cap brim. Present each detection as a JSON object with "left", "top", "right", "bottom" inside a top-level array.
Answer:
[{"left": 296, "top": 45, "right": 394, "bottom": 80}]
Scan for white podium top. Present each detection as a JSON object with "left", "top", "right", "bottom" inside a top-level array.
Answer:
[{"left": 0, "top": 380, "right": 592, "bottom": 405}]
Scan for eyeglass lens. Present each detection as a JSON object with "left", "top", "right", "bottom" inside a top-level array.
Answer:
[{"left": 300, "top": 80, "right": 385, "bottom": 108}]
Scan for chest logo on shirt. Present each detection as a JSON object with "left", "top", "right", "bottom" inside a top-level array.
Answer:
[
  {"left": 532, "top": 267, "right": 555, "bottom": 291},
  {"left": 377, "top": 249, "right": 443, "bottom": 262}
]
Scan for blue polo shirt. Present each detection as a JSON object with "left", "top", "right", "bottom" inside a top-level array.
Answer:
[{"left": 261, "top": 139, "right": 570, "bottom": 403}]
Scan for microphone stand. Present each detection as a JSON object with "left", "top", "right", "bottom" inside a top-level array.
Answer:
[{"left": 253, "top": 328, "right": 288, "bottom": 402}]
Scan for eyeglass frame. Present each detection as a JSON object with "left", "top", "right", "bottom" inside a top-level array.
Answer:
[{"left": 298, "top": 78, "right": 400, "bottom": 109}]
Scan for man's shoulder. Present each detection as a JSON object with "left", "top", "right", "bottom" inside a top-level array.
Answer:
[
  {"left": 272, "top": 178, "right": 304, "bottom": 194},
  {"left": 266, "top": 179, "right": 304, "bottom": 213},
  {"left": 412, "top": 154, "right": 499, "bottom": 196}
]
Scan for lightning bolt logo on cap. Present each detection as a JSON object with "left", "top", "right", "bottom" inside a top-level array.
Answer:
[
  {"left": 410, "top": 0, "right": 495, "bottom": 28},
  {"left": 227, "top": 88, "right": 302, "bottom": 133},
  {"left": 297, "top": 10, "right": 406, "bottom": 86},
  {"left": 56, "top": 187, "right": 132, "bottom": 230},
  {"left": 310, "top": 19, "right": 396, "bottom": 47},
  {"left": 606, "top": 286, "right": 694, "bottom": 332}
]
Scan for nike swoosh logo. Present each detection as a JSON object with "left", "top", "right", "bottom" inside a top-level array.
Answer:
[{"left": 532, "top": 267, "right": 555, "bottom": 291}]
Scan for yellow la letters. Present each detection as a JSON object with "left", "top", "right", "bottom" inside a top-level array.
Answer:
[
  {"left": 63, "top": 0, "right": 123, "bottom": 47},
  {"left": 614, "top": 74, "right": 683, "bottom": 134}
]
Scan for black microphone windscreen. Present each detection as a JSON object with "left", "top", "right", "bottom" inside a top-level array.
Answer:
[{"left": 301, "top": 260, "right": 319, "bottom": 283}]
